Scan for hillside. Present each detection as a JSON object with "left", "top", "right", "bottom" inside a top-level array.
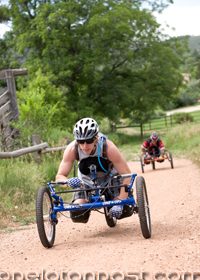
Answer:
[{"left": 189, "top": 35, "right": 200, "bottom": 52}]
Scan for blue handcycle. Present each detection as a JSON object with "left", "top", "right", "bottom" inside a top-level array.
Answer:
[{"left": 36, "top": 172, "right": 151, "bottom": 248}]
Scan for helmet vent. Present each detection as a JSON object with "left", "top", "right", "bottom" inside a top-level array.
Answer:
[{"left": 73, "top": 117, "right": 99, "bottom": 140}]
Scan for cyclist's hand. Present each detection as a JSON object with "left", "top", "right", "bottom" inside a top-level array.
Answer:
[
  {"left": 109, "top": 205, "right": 123, "bottom": 218},
  {"left": 67, "top": 177, "right": 82, "bottom": 189}
]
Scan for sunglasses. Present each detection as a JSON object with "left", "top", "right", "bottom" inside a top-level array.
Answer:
[{"left": 77, "top": 138, "right": 95, "bottom": 144}]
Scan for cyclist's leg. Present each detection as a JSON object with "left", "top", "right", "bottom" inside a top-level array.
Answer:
[
  {"left": 154, "top": 147, "right": 160, "bottom": 157},
  {"left": 110, "top": 177, "right": 134, "bottom": 219},
  {"left": 70, "top": 191, "right": 91, "bottom": 223},
  {"left": 109, "top": 182, "right": 134, "bottom": 218}
]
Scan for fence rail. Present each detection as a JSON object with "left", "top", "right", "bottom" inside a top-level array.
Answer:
[
  {"left": 0, "top": 89, "right": 9, "bottom": 106},
  {"left": 143, "top": 110, "right": 200, "bottom": 131},
  {"left": 117, "top": 110, "right": 200, "bottom": 135},
  {"left": 0, "top": 68, "right": 27, "bottom": 79},
  {"left": 0, "top": 143, "right": 66, "bottom": 159}
]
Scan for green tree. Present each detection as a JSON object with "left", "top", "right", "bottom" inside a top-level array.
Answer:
[
  {"left": 192, "top": 49, "right": 200, "bottom": 80},
  {"left": 14, "top": 69, "right": 72, "bottom": 143},
  {"left": 0, "top": 2, "right": 10, "bottom": 22},
  {"left": 3, "top": 0, "right": 182, "bottom": 127}
]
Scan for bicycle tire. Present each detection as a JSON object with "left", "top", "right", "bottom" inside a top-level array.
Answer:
[
  {"left": 104, "top": 208, "right": 117, "bottom": 227},
  {"left": 136, "top": 176, "right": 151, "bottom": 239},
  {"left": 169, "top": 152, "right": 174, "bottom": 169},
  {"left": 36, "top": 186, "right": 56, "bottom": 248},
  {"left": 152, "top": 160, "right": 155, "bottom": 170},
  {"left": 140, "top": 156, "right": 145, "bottom": 173}
]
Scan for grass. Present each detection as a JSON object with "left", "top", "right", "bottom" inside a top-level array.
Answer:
[
  {"left": 140, "top": 110, "right": 200, "bottom": 132},
  {"left": 0, "top": 154, "right": 62, "bottom": 229},
  {"left": 0, "top": 121, "right": 200, "bottom": 229}
]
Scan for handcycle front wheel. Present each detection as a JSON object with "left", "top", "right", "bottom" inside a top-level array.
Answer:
[
  {"left": 139, "top": 155, "right": 145, "bottom": 173},
  {"left": 104, "top": 207, "right": 117, "bottom": 227},
  {"left": 168, "top": 151, "right": 174, "bottom": 169},
  {"left": 36, "top": 186, "right": 56, "bottom": 248},
  {"left": 151, "top": 159, "right": 155, "bottom": 170},
  {"left": 163, "top": 150, "right": 174, "bottom": 169},
  {"left": 136, "top": 176, "right": 151, "bottom": 239}
]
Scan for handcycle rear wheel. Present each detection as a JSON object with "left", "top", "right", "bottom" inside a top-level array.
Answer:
[
  {"left": 136, "top": 176, "right": 151, "bottom": 239},
  {"left": 104, "top": 208, "right": 117, "bottom": 227},
  {"left": 36, "top": 186, "right": 56, "bottom": 248},
  {"left": 164, "top": 150, "right": 174, "bottom": 169}
]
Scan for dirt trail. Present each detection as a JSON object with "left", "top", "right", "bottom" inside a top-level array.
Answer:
[{"left": 1, "top": 158, "right": 200, "bottom": 275}]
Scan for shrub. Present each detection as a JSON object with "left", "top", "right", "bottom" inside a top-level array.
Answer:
[
  {"left": 173, "top": 112, "right": 194, "bottom": 124},
  {"left": 13, "top": 69, "right": 71, "bottom": 146}
]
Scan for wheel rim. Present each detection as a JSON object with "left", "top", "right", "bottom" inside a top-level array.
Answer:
[{"left": 43, "top": 192, "right": 54, "bottom": 242}]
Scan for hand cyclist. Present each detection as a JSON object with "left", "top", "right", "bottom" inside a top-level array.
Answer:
[
  {"left": 141, "top": 131, "right": 165, "bottom": 163},
  {"left": 55, "top": 117, "right": 133, "bottom": 223}
]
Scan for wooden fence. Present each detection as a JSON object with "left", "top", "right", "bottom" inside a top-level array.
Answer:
[
  {"left": 142, "top": 110, "right": 200, "bottom": 132},
  {"left": 0, "top": 68, "right": 27, "bottom": 151},
  {"left": 116, "top": 110, "right": 200, "bottom": 137},
  {"left": 0, "top": 142, "right": 66, "bottom": 159}
]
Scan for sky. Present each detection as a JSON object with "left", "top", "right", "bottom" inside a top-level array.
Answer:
[
  {"left": 154, "top": 0, "right": 200, "bottom": 37},
  {"left": 0, "top": 0, "right": 200, "bottom": 38}
]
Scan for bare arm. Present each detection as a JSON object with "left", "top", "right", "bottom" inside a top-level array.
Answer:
[
  {"left": 106, "top": 139, "right": 131, "bottom": 199},
  {"left": 55, "top": 140, "right": 76, "bottom": 182}
]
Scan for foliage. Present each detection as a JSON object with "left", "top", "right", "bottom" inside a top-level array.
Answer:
[
  {"left": 175, "top": 80, "right": 200, "bottom": 107},
  {"left": 13, "top": 69, "right": 73, "bottom": 144},
  {"left": 0, "top": 32, "right": 21, "bottom": 69},
  {"left": 192, "top": 49, "right": 200, "bottom": 80},
  {"left": 188, "top": 35, "right": 200, "bottom": 53},
  {"left": 0, "top": 4, "right": 10, "bottom": 22},
  {"left": 164, "top": 123, "right": 200, "bottom": 159},
  {"left": 0, "top": 150, "right": 75, "bottom": 228},
  {"left": 129, "top": 37, "right": 184, "bottom": 123},
  {"left": 0, "top": 158, "right": 44, "bottom": 226},
  {"left": 0, "top": 0, "right": 184, "bottom": 127},
  {"left": 173, "top": 112, "right": 194, "bottom": 124}
]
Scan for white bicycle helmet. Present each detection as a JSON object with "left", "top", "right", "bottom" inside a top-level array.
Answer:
[
  {"left": 73, "top": 118, "right": 99, "bottom": 140},
  {"left": 150, "top": 131, "right": 159, "bottom": 141}
]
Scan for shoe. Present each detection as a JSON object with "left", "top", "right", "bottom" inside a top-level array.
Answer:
[
  {"left": 144, "top": 155, "right": 151, "bottom": 164},
  {"left": 117, "top": 205, "right": 134, "bottom": 219},
  {"left": 157, "top": 156, "right": 164, "bottom": 162}
]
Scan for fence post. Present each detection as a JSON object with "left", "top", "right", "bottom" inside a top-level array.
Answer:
[
  {"left": 140, "top": 123, "right": 143, "bottom": 139},
  {"left": 0, "top": 121, "right": 13, "bottom": 151},
  {"left": 31, "top": 134, "right": 42, "bottom": 163},
  {"left": 5, "top": 69, "right": 19, "bottom": 120},
  {"left": 148, "top": 122, "right": 151, "bottom": 130},
  {"left": 165, "top": 116, "right": 168, "bottom": 127},
  {"left": 170, "top": 115, "right": 173, "bottom": 126}
]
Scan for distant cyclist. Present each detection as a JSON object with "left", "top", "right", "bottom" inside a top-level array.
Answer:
[{"left": 141, "top": 131, "right": 165, "bottom": 161}]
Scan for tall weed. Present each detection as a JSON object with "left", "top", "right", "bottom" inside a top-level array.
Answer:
[{"left": 0, "top": 154, "right": 62, "bottom": 228}]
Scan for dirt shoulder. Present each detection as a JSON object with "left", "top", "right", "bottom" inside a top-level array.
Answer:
[{"left": 1, "top": 158, "right": 200, "bottom": 275}]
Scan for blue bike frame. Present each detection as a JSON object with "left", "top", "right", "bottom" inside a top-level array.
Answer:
[{"left": 47, "top": 173, "right": 137, "bottom": 220}]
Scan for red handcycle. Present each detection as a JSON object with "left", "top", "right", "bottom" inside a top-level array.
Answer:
[{"left": 139, "top": 149, "right": 174, "bottom": 173}]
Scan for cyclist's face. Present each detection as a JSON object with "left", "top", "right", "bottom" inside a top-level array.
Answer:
[{"left": 78, "top": 138, "right": 97, "bottom": 154}]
